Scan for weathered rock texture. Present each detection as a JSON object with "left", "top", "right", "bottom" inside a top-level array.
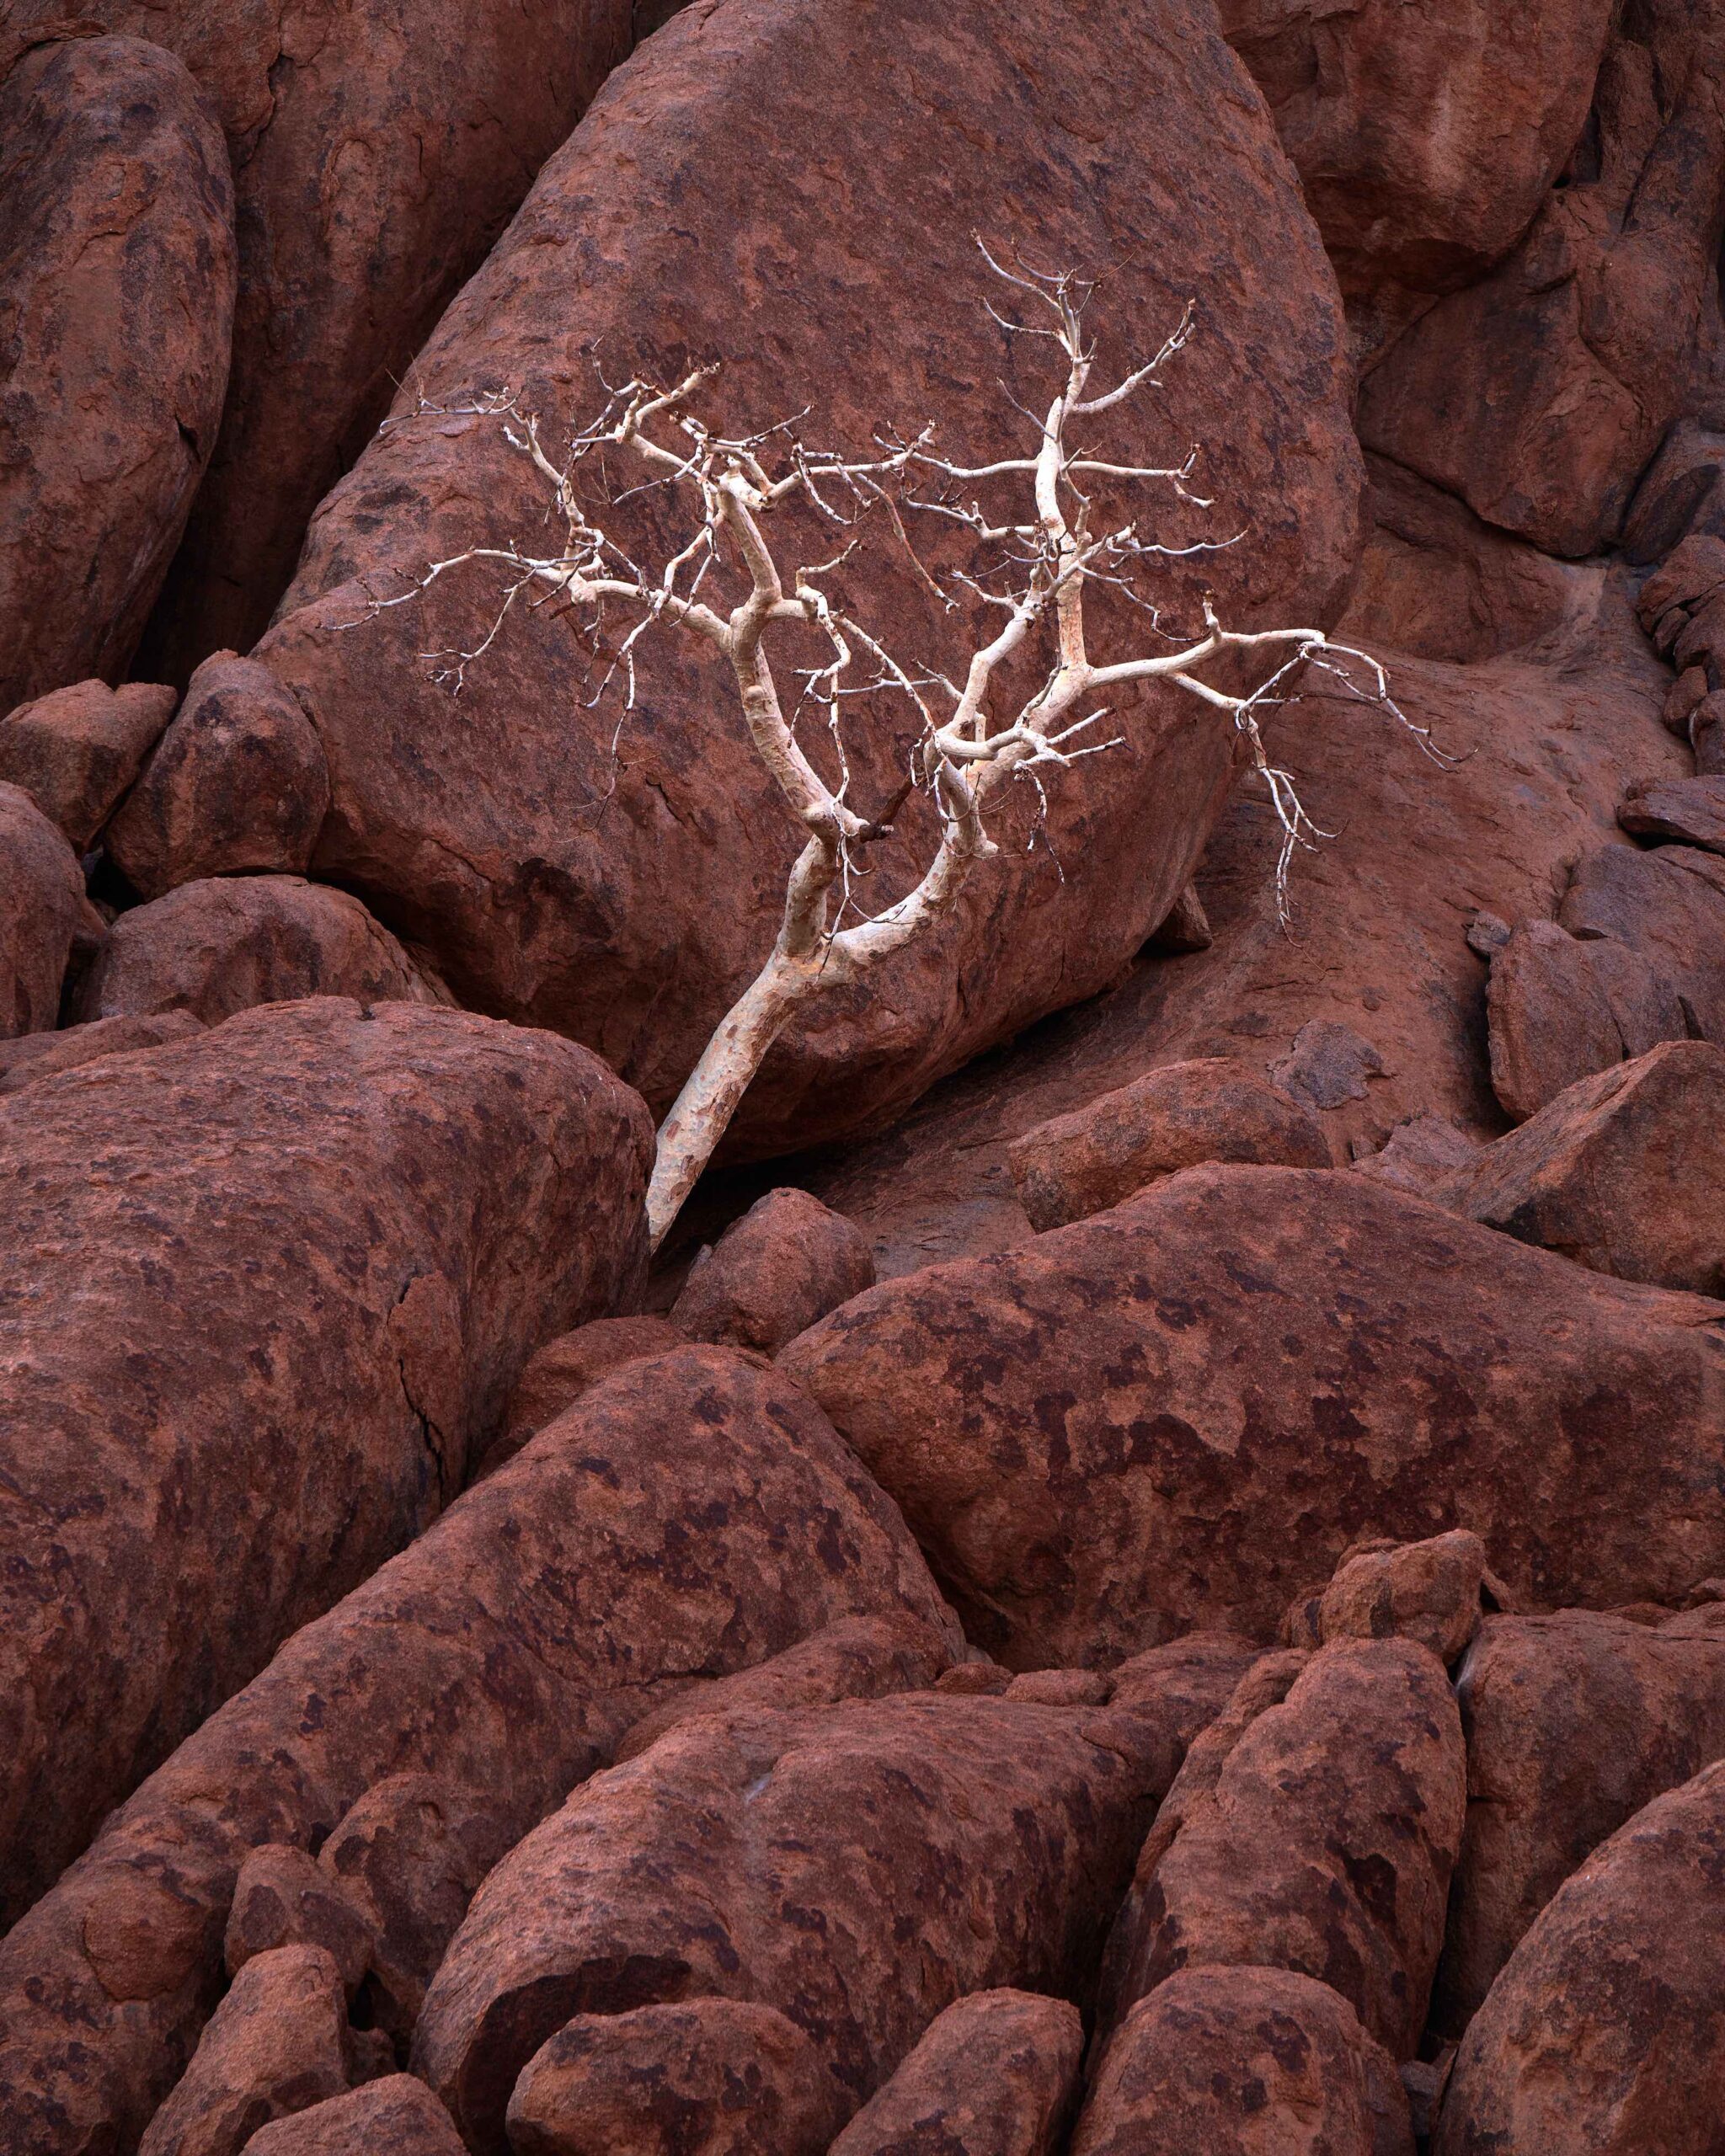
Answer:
[
  {"left": 671, "top": 1189, "right": 874, "bottom": 1353},
  {"left": 1294, "top": 1530, "right": 1503, "bottom": 1668},
  {"left": 0, "top": 679, "right": 177, "bottom": 851},
  {"left": 1073, "top": 1966, "right": 1414, "bottom": 2156},
  {"left": 1619, "top": 771, "right": 1725, "bottom": 851},
  {"left": 825, "top": 1989, "right": 1082, "bottom": 2156},
  {"left": 782, "top": 1165, "right": 1725, "bottom": 1667},
  {"left": 1434, "top": 1608, "right": 1725, "bottom": 2035},
  {"left": 0, "top": 1346, "right": 956, "bottom": 2151},
  {"left": 483, "top": 1314, "right": 686, "bottom": 1476},
  {"left": 243, "top": 2079, "right": 464, "bottom": 2156},
  {"left": 255, "top": 0, "right": 1360, "bottom": 1152},
  {"left": 1559, "top": 841, "right": 1725, "bottom": 1038},
  {"left": 0, "top": 996, "right": 651, "bottom": 1924},
  {"left": 224, "top": 1846, "right": 377, "bottom": 2001},
  {"left": 1485, "top": 917, "right": 1685, "bottom": 1123},
  {"left": 0, "top": 36, "right": 235, "bottom": 707},
  {"left": 0, "top": 780, "right": 86, "bottom": 1038},
  {"left": 0, "top": 1010, "right": 204, "bottom": 1097},
  {"left": 1436, "top": 1759, "right": 1725, "bottom": 2156},
  {"left": 76, "top": 876, "right": 448, "bottom": 1027}
]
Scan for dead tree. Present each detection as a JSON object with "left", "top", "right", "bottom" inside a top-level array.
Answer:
[{"left": 368, "top": 246, "right": 1431, "bottom": 1250}]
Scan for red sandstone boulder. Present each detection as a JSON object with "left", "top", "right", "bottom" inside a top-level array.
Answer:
[
  {"left": 781, "top": 1166, "right": 1725, "bottom": 1667},
  {"left": 483, "top": 1314, "right": 687, "bottom": 1476},
  {"left": 1073, "top": 1967, "right": 1414, "bottom": 2156},
  {"left": 0, "top": 996, "right": 651, "bottom": 1923},
  {"left": 0, "top": 780, "right": 87, "bottom": 1036},
  {"left": 1447, "top": 1040, "right": 1725, "bottom": 1292},
  {"left": 107, "top": 654, "right": 330, "bottom": 894},
  {"left": 1435, "top": 1759, "right": 1725, "bottom": 2156},
  {"left": 672, "top": 1189, "right": 874, "bottom": 1353},
  {"left": 825, "top": 1989, "right": 1082, "bottom": 2156},
  {"left": 0, "top": 1009, "right": 204, "bottom": 1096},
  {"left": 0, "top": 1346, "right": 957, "bottom": 2151},
  {"left": 243, "top": 2079, "right": 464, "bottom": 2156},
  {"left": 1292, "top": 1531, "right": 1504, "bottom": 1667},
  {"left": 0, "top": 679, "right": 177, "bottom": 850},
  {"left": 1006, "top": 1058, "right": 1330, "bottom": 1230},
  {"left": 136, "top": 1946, "right": 354, "bottom": 2156},
  {"left": 1559, "top": 841, "right": 1725, "bottom": 1038},
  {"left": 0, "top": 36, "right": 235, "bottom": 707},
  {"left": 255, "top": 0, "right": 1359, "bottom": 1152},
  {"left": 75, "top": 875, "right": 449, "bottom": 1027},
  {"left": 507, "top": 2000, "right": 841, "bottom": 2156},
  {"left": 225, "top": 1849, "right": 376, "bottom": 2002},
  {"left": 1433, "top": 1609, "right": 1725, "bottom": 2036},
  {"left": 1618, "top": 771, "right": 1725, "bottom": 851},
  {"left": 1485, "top": 916, "right": 1685, "bottom": 1122}
]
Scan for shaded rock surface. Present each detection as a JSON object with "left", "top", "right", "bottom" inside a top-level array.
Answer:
[
  {"left": 0, "top": 780, "right": 87, "bottom": 1038},
  {"left": 0, "top": 679, "right": 176, "bottom": 851},
  {"left": 0, "top": 35, "right": 235, "bottom": 707},
  {"left": 1558, "top": 841, "right": 1725, "bottom": 1038},
  {"left": 1294, "top": 1531, "right": 1504, "bottom": 1668},
  {"left": 1618, "top": 771, "right": 1725, "bottom": 851},
  {"left": 0, "top": 996, "right": 652, "bottom": 1923},
  {"left": 670, "top": 1188, "right": 874, "bottom": 1353},
  {"left": 0, "top": 1009, "right": 204, "bottom": 1097},
  {"left": 484, "top": 1314, "right": 687, "bottom": 1477},
  {"left": 224, "top": 1847, "right": 376, "bottom": 2001},
  {"left": 257, "top": 0, "right": 1360, "bottom": 1152},
  {"left": 0, "top": 1346, "right": 955, "bottom": 2150},
  {"left": 782, "top": 1165, "right": 1725, "bottom": 1668},
  {"left": 241, "top": 2079, "right": 464, "bottom": 2156},
  {"left": 1484, "top": 917, "right": 1685, "bottom": 1123}
]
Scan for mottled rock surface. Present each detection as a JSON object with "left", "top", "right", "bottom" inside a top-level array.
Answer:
[
  {"left": 0, "top": 996, "right": 651, "bottom": 1921},
  {"left": 1618, "top": 771, "right": 1725, "bottom": 851},
  {"left": 484, "top": 1314, "right": 687, "bottom": 1476},
  {"left": 224, "top": 1847, "right": 376, "bottom": 2000},
  {"left": 826, "top": 1989, "right": 1082, "bottom": 2156},
  {"left": 0, "top": 679, "right": 176, "bottom": 851},
  {"left": 1559, "top": 841, "right": 1725, "bottom": 1038},
  {"left": 0, "top": 1009, "right": 204, "bottom": 1097},
  {"left": 258, "top": 0, "right": 1359, "bottom": 1151},
  {"left": 0, "top": 35, "right": 235, "bottom": 706},
  {"left": 242, "top": 2079, "right": 464, "bottom": 2156},
  {"left": 783, "top": 1165, "right": 1725, "bottom": 1667},
  {"left": 0, "top": 780, "right": 86, "bottom": 1037},
  {"left": 1301, "top": 1530, "right": 1503, "bottom": 1667},
  {"left": 1485, "top": 917, "right": 1685, "bottom": 1123},
  {"left": 672, "top": 1188, "right": 873, "bottom": 1353}
]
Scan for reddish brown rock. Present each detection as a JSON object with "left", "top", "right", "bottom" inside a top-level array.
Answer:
[
  {"left": 507, "top": 2000, "right": 842, "bottom": 2156},
  {"left": 826, "top": 1988, "right": 1082, "bottom": 2156},
  {"left": 1559, "top": 841, "right": 1725, "bottom": 1038},
  {"left": 672, "top": 1188, "right": 873, "bottom": 1353},
  {"left": 1352, "top": 1113, "right": 1484, "bottom": 1201},
  {"left": 1306, "top": 1532, "right": 1503, "bottom": 1667},
  {"left": 1449, "top": 1040, "right": 1725, "bottom": 1292},
  {"left": 482, "top": 1314, "right": 687, "bottom": 1477},
  {"left": 0, "top": 1009, "right": 205, "bottom": 1097},
  {"left": 0, "top": 780, "right": 87, "bottom": 1037},
  {"left": 1694, "top": 694, "right": 1725, "bottom": 775},
  {"left": 1143, "top": 882, "right": 1213, "bottom": 954},
  {"left": 0, "top": 36, "right": 234, "bottom": 707},
  {"left": 0, "top": 1346, "right": 957, "bottom": 2150},
  {"left": 107, "top": 654, "right": 330, "bottom": 894},
  {"left": 1639, "top": 531, "right": 1725, "bottom": 627},
  {"left": 414, "top": 1668, "right": 1239, "bottom": 2152},
  {"left": 1485, "top": 916, "right": 1686, "bottom": 1123},
  {"left": 1099, "top": 1638, "right": 1465, "bottom": 2059},
  {"left": 1433, "top": 1609, "right": 1725, "bottom": 2035},
  {"left": 1436, "top": 1760, "right": 1725, "bottom": 2156},
  {"left": 256, "top": 0, "right": 1359, "bottom": 1154},
  {"left": 782, "top": 1165, "right": 1725, "bottom": 1668},
  {"left": 0, "top": 679, "right": 177, "bottom": 850},
  {"left": 1075, "top": 1967, "right": 1413, "bottom": 2156},
  {"left": 1618, "top": 771, "right": 1725, "bottom": 851},
  {"left": 224, "top": 1849, "right": 376, "bottom": 2002},
  {"left": 136, "top": 1945, "right": 353, "bottom": 2156},
  {"left": 76, "top": 876, "right": 449, "bottom": 1027},
  {"left": 1006, "top": 1058, "right": 1330, "bottom": 1231},
  {"left": 0, "top": 996, "right": 651, "bottom": 1922},
  {"left": 243, "top": 2078, "right": 465, "bottom": 2156}
]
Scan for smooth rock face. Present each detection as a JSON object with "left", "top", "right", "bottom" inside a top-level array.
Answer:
[
  {"left": 1006, "top": 1058, "right": 1330, "bottom": 1230},
  {"left": 0, "top": 996, "right": 652, "bottom": 1920},
  {"left": 507, "top": 2000, "right": 842, "bottom": 2156},
  {"left": 0, "top": 679, "right": 177, "bottom": 850},
  {"left": 414, "top": 1666, "right": 1246, "bottom": 2152},
  {"left": 782, "top": 1165, "right": 1725, "bottom": 1667},
  {"left": 0, "top": 1345, "right": 955, "bottom": 2151},
  {"left": 1618, "top": 771, "right": 1725, "bottom": 851},
  {"left": 76, "top": 874, "right": 447, "bottom": 1027},
  {"left": 259, "top": 0, "right": 1359, "bottom": 1152},
  {"left": 106, "top": 654, "right": 331, "bottom": 894},
  {"left": 0, "top": 780, "right": 86, "bottom": 1037},
  {"left": 1559, "top": 842, "right": 1725, "bottom": 1038},
  {"left": 242, "top": 2079, "right": 465, "bottom": 2156},
  {"left": 1485, "top": 916, "right": 1685, "bottom": 1122},
  {"left": 1436, "top": 1760, "right": 1725, "bottom": 2156},
  {"left": 483, "top": 1314, "right": 688, "bottom": 1476},
  {"left": 1073, "top": 1967, "right": 1414, "bottom": 2156},
  {"left": 1434, "top": 1609, "right": 1725, "bottom": 2035},
  {"left": 0, "top": 1009, "right": 204, "bottom": 1096},
  {"left": 825, "top": 1988, "right": 1082, "bottom": 2156},
  {"left": 1099, "top": 1637, "right": 1466, "bottom": 2060},
  {"left": 672, "top": 1189, "right": 874, "bottom": 1353},
  {"left": 1448, "top": 1040, "right": 1725, "bottom": 1292}
]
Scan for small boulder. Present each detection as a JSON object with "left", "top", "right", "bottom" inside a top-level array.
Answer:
[
  {"left": 483, "top": 1314, "right": 687, "bottom": 1476},
  {"left": 1486, "top": 917, "right": 1685, "bottom": 1121},
  {"left": 76, "top": 874, "right": 446, "bottom": 1027},
  {"left": 507, "top": 1999, "right": 841, "bottom": 2156},
  {"left": 1694, "top": 696, "right": 1725, "bottom": 776},
  {"left": 1353, "top": 1113, "right": 1483, "bottom": 1199},
  {"left": 1268, "top": 1017, "right": 1388, "bottom": 1112},
  {"left": 136, "top": 1945, "right": 353, "bottom": 2156},
  {"left": 0, "top": 679, "right": 177, "bottom": 850},
  {"left": 0, "top": 1009, "right": 204, "bottom": 1097},
  {"left": 672, "top": 1188, "right": 874, "bottom": 1353},
  {"left": 1618, "top": 772, "right": 1725, "bottom": 854},
  {"left": 1560, "top": 843, "right": 1725, "bottom": 1041},
  {"left": 1005, "top": 1058, "right": 1329, "bottom": 1231},
  {"left": 225, "top": 1846, "right": 376, "bottom": 2000},
  {"left": 1075, "top": 1967, "right": 1413, "bottom": 2156},
  {"left": 1310, "top": 1531, "right": 1503, "bottom": 1667},
  {"left": 827, "top": 1988, "right": 1081, "bottom": 2156},
  {"left": 0, "top": 778, "right": 85, "bottom": 1036},
  {"left": 241, "top": 2078, "right": 465, "bottom": 2155}
]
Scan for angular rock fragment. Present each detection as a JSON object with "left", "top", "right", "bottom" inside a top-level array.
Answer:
[
  {"left": 1295, "top": 1530, "right": 1503, "bottom": 1666},
  {"left": 0, "top": 1009, "right": 204, "bottom": 1097},
  {"left": 0, "top": 779, "right": 88, "bottom": 1036},
  {"left": 0, "top": 1346, "right": 954, "bottom": 2151},
  {"left": 1007, "top": 1058, "right": 1329, "bottom": 1230},
  {"left": 1618, "top": 771, "right": 1725, "bottom": 852},
  {"left": 77, "top": 876, "right": 447, "bottom": 1027},
  {"left": 1485, "top": 917, "right": 1684, "bottom": 1122},
  {"left": 1074, "top": 1967, "right": 1414, "bottom": 2156},
  {"left": 1352, "top": 1113, "right": 1483, "bottom": 1199},
  {"left": 106, "top": 654, "right": 330, "bottom": 894},
  {"left": 0, "top": 679, "right": 177, "bottom": 850},
  {"left": 782, "top": 1166, "right": 1725, "bottom": 1666},
  {"left": 242, "top": 2078, "right": 465, "bottom": 2156},
  {"left": 826, "top": 1988, "right": 1082, "bottom": 2156},
  {"left": 0, "top": 996, "right": 652, "bottom": 1919},
  {"left": 225, "top": 1848, "right": 376, "bottom": 1999},
  {"left": 1560, "top": 842, "right": 1725, "bottom": 1039},
  {"left": 483, "top": 1313, "right": 687, "bottom": 1476},
  {"left": 0, "top": 37, "right": 235, "bottom": 706},
  {"left": 672, "top": 1188, "right": 874, "bottom": 1352}
]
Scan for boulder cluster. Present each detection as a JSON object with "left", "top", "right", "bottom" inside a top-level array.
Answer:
[{"left": 3, "top": 1, "right": 1725, "bottom": 2152}]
